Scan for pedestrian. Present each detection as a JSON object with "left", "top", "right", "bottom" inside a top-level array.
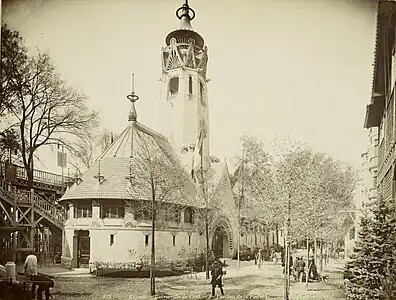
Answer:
[
  {"left": 256, "top": 249, "right": 263, "bottom": 269},
  {"left": 210, "top": 257, "right": 225, "bottom": 298},
  {"left": 308, "top": 257, "right": 319, "bottom": 280},
  {"left": 24, "top": 251, "right": 38, "bottom": 298}
]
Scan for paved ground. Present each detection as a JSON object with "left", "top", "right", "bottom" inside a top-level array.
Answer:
[{"left": 48, "top": 259, "right": 345, "bottom": 300}]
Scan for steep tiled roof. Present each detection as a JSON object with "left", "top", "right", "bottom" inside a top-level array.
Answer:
[{"left": 60, "top": 121, "right": 200, "bottom": 206}]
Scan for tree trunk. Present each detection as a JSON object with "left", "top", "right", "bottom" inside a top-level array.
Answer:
[
  {"left": 306, "top": 235, "right": 310, "bottom": 290},
  {"left": 275, "top": 223, "right": 279, "bottom": 245},
  {"left": 205, "top": 209, "right": 210, "bottom": 279},
  {"left": 324, "top": 241, "right": 328, "bottom": 266},
  {"left": 314, "top": 236, "right": 317, "bottom": 263},
  {"left": 27, "top": 163, "right": 34, "bottom": 190},
  {"left": 320, "top": 240, "right": 323, "bottom": 273},
  {"left": 266, "top": 226, "right": 270, "bottom": 254},
  {"left": 150, "top": 180, "right": 156, "bottom": 296}
]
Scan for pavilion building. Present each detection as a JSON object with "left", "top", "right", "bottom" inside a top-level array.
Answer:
[{"left": 60, "top": 1, "right": 271, "bottom": 270}]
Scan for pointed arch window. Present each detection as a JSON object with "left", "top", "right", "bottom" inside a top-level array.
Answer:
[{"left": 168, "top": 77, "right": 179, "bottom": 97}]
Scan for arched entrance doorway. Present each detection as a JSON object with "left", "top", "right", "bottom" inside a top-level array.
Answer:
[{"left": 212, "top": 226, "right": 230, "bottom": 258}]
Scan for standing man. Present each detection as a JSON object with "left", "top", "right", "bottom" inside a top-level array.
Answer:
[
  {"left": 210, "top": 257, "right": 225, "bottom": 298},
  {"left": 256, "top": 249, "right": 263, "bottom": 269},
  {"left": 24, "top": 251, "right": 38, "bottom": 298}
]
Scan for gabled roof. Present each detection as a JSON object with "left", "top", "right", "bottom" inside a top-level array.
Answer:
[{"left": 60, "top": 121, "right": 198, "bottom": 206}]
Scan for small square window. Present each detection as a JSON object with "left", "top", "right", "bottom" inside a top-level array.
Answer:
[
  {"left": 172, "top": 235, "right": 176, "bottom": 247},
  {"left": 110, "top": 234, "right": 114, "bottom": 246},
  {"left": 145, "top": 235, "right": 149, "bottom": 247}
]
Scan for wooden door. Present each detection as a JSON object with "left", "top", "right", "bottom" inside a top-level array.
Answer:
[{"left": 77, "top": 231, "right": 90, "bottom": 267}]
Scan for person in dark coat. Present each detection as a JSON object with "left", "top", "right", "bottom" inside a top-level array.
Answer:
[
  {"left": 308, "top": 257, "right": 319, "bottom": 280},
  {"left": 210, "top": 257, "right": 224, "bottom": 298},
  {"left": 293, "top": 257, "right": 306, "bottom": 282}
]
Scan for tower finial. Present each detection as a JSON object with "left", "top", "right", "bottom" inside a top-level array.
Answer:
[
  {"left": 127, "top": 73, "right": 140, "bottom": 122},
  {"left": 176, "top": 0, "right": 195, "bottom": 30}
]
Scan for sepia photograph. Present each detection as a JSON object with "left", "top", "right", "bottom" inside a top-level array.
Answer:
[{"left": 0, "top": 0, "right": 394, "bottom": 299}]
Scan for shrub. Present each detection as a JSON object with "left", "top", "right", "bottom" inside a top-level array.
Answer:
[{"left": 344, "top": 201, "right": 396, "bottom": 300}]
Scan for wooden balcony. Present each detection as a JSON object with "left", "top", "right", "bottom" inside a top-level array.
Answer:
[{"left": 0, "top": 162, "right": 73, "bottom": 192}]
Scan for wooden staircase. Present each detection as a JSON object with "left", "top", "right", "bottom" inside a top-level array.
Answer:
[{"left": 0, "top": 180, "right": 66, "bottom": 231}]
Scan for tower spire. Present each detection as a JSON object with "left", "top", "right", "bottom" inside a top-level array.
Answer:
[
  {"left": 127, "top": 73, "right": 140, "bottom": 122},
  {"left": 177, "top": 0, "right": 194, "bottom": 30},
  {"left": 165, "top": 0, "right": 204, "bottom": 48}
]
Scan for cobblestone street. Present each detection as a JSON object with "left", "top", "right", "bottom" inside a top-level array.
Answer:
[{"left": 51, "top": 260, "right": 345, "bottom": 300}]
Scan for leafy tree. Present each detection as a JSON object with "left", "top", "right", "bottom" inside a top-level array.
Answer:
[
  {"left": 237, "top": 136, "right": 358, "bottom": 258},
  {"left": 6, "top": 52, "right": 98, "bottom": 188},
  {"left": 0, "top": 128, "right": 20, "bottom": 163},
  {"left": 344, "top": 200, "right": 396, "bottom": 300},
  {"left": 0, "top": 22, "right": 27, "bottom": 117}
]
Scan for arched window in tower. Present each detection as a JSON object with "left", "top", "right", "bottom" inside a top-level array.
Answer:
[
  {"left": 189, "top": 76, "right": 193, "bottom": 95},
  {"left": 168, "top": 77, "right": 179, "bottom": 97}
]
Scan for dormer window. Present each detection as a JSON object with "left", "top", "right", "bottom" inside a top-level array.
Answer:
[{"left": 168, "top": 77, "right": 179, "bottom": 96}]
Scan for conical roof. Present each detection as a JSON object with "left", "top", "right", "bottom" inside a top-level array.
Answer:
[{"left": 60, "top": 121, "right": 198, "bottom": 206}]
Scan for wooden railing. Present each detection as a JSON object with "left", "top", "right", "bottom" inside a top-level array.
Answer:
[
  {"left": 0, "top": 179, "right": 66, "bottom": 229},
  {"left": 0, "top": 161, "right": 73, "bottom": 188}
]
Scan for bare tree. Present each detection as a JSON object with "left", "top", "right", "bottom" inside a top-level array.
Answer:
[
  {"left": 7, "top": 52, "right": 98, "bottom": 188},
  {"left": 97, "top": 130, "right": 119, "bottom": 153},
  {"left": 128, "top": 129, "right": 191, "bottom": 296},
  {"left": 71, "top": 129, "right": 119, "bottom": 174},
  {"left": 194, "top": 166, "right": 227, "bottom": 279},
  {"left": 1, "top": 22, "right": 27, "bottom": 117}
]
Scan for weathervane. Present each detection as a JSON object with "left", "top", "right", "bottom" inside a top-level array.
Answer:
[{"left": 127, "top": 73, "right": 140, "bottom": 122}]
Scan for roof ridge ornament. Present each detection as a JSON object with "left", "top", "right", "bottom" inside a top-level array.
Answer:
[
  {"left": 94, "top": 160, "right": 105, "bottom": 184},
  {"left": 127, "top": 73, "right": 140, "bottom": 122}
]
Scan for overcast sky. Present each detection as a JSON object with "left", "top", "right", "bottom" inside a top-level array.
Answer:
[{"left": 2, "top": 0, "right": 377, "bottom": 174}]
